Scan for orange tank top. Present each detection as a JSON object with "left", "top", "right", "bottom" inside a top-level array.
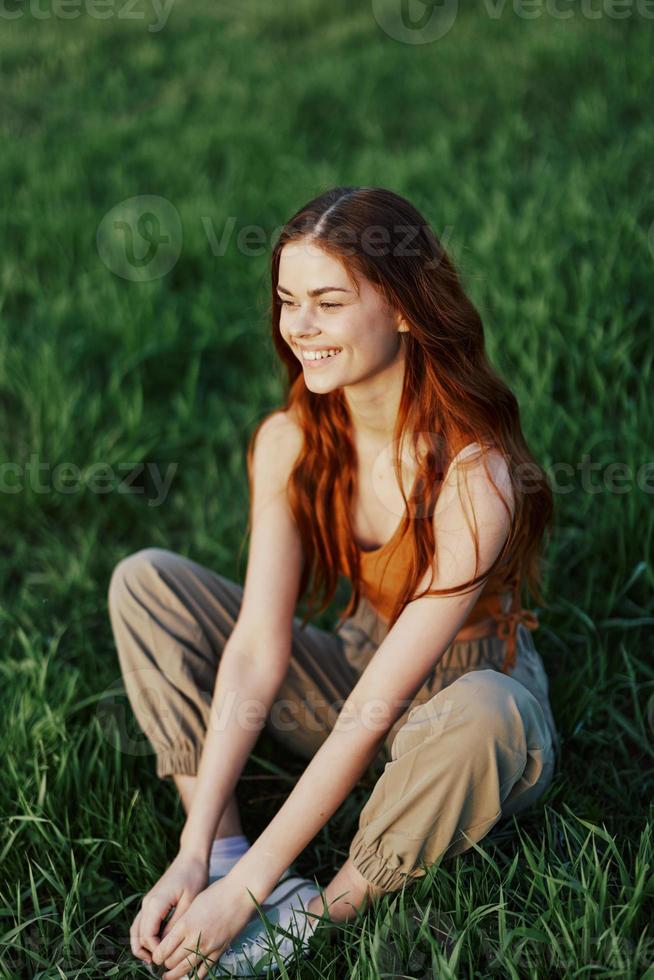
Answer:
[{"left": 337, "top": 442, "right": 539, "bottom": 673}]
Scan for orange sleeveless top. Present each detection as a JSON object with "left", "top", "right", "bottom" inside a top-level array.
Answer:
[{"left": 337, "top": 443, "right": 539, "bottom": 673}]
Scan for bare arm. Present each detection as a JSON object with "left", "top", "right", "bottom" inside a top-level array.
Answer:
[
  {"left": 177, "top": 410, "right": 305, "bottom": 861},
  {"left": 178, "top": 639, "right": 291, "bottom": 860},
  {"left": 224, "top": 447, "right": 516, "bottom": 901}
]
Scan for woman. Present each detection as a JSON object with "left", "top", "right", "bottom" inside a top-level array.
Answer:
[{"left": 108, "top": 185, "right": 559, "bottom": 978}]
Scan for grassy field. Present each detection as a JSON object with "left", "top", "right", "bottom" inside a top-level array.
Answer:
[{"left": 1, "top": 1, "right": 653, "bottom": 976}]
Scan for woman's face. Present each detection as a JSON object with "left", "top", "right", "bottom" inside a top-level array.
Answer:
[{"left": 277, "top": 239, "right": 407, "bottom": 393}]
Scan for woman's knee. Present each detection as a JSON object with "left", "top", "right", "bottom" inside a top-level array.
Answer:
[
  {"left": 392, "top": 669, "right": 529, "bottom": 760},
  {"left": 449, "top": 669, "right": 537, "bottom": 744},
  {"left": 445, "top": 669, "right": 555, "bottom": 774},
  {"left": 108, "top": 547, "right": 175, "bottom": 608}
]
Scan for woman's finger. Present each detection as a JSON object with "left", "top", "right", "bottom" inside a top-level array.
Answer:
[
  {"left": 140, "top": 897, "right": 173, "bottom": 954},
  {"left": 191, "top": 958, "right": 211, "bottom": 980},
  {"left": 161, "top": 946, "right": 203, "bottom": 980},
  {"left": 162, "top": 940, "right": 221, "bottom": 980},
  {"left": 153, "top": 921, "right": 185, "bottom": 970},
  {"left": 129, "top": 909, "right": 152, "bottom": 964},
  {"left": 161, "top": 893, "right": 192, "bottom": 938},
  {"left": 196, "top": 960, "right": 212, "bottom": 980},
  {"left": 160, "top": 936, "right": 201, "bottom": 975}
]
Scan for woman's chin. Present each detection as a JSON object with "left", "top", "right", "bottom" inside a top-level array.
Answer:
[{"left": 302, "top": 366, "right": 343, "bottom": 389}]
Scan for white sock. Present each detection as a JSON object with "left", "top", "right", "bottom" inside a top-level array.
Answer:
[{"left": 209, "top": 834, "right": 250, "bottom": 878}]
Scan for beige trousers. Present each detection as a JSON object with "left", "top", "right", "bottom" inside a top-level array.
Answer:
[{"left": 107, "top": 547, "right": 558, "bottom": 892}]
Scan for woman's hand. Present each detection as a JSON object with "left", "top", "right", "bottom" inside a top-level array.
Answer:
[
  {"left": 150, "top": 873, "right": 258, "bottom": 980},
  {"left": 130, "top": 851, "right": 208, "bottom": 965}
]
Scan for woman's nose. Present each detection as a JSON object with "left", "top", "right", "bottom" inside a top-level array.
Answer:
[{"left": 290, "top": 315, "right": 320, "bottom": 342}]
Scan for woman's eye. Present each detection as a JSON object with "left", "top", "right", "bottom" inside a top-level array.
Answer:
[{"left": 279, "top": 300, "right": 341, "bottom": 310}]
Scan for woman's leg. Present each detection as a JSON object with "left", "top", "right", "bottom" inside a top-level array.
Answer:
[
  {"left": 108, "top": 547, "right": 253, "bottom": 839},
  {"left": 107, "top": 546, "right": 362, "bottom": 826},
  {"left": 172, "top": 775, "right": 243, "bottom": 836},
  {"left": 308, "top": 667, "right": 556, "bottom": 921}
]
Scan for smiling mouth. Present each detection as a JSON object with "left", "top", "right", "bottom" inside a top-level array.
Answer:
[{"left": 293, "top": 342, "right": 343, "bottom": 363}]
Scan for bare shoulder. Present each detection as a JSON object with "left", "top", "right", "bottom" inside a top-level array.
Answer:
[
  {"left": 441, "top": 443, "right": 515, "bottom": 521},
  {"left": 252, "top": 409, "right": 304, "bottom": 485},
  {"left": 257, "top": 407, "right": 303, "bottom": 446}
]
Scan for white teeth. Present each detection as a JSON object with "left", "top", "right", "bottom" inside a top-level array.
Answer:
[{"left": 300, "top": 347, "right": 341, "bottom": 361}]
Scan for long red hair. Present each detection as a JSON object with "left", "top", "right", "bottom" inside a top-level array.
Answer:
[{"left": 243, "top": 186, "right": 554, "bottom": 632}]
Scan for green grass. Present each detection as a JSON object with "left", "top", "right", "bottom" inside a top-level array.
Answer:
[{"left": 1, "top": 1, "right": 653, "bottom": 976}]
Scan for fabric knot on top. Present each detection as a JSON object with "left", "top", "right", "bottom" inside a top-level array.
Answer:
[{"left": 492, "top": 574, "right": 540, "bottom": 673}]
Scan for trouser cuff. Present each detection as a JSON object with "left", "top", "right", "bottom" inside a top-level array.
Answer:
[
  {"left": 349, "top": 837, "right": 423, "bottom": 893},
  {"left": 155, "top": 744, "right": 201, "bottom": 780}
]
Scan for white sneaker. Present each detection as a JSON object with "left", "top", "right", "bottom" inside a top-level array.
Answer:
[{"left": 212, "top": 875, "right": 324, "bottom": 977}]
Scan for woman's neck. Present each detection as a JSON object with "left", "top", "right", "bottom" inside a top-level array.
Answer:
[{"left": 342, "top": 345, "right": 407, "bottom": 447}]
